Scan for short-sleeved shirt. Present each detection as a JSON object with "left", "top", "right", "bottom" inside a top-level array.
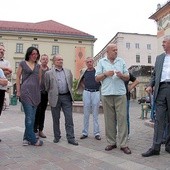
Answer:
[
  {"left": 20, "top": 61, "right": 41, "bottom": 106},
  {"left": 124, "top": 73, "right": 136, "bottom": 100},
  {"left": 83, "top": 69, "right": 101, "bottom": 90},
  {"left": 0, "top": 59, "right": 11, "bottom": 68},
  {"left": 95, "top": 56, "right": 129, "bottom": 96}
]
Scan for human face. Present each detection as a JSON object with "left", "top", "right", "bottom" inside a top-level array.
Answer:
[
  {"left": 30, "top": 50, "right": 39, "bottom": 62},
  {"left": 53, "top": 55, "right": 63, "bottom": 68},
  {"left": 0, "top": 45, "right": 5, "bottom": 59},
  {"left": 40, "top": 55, "right": 49, "bottom": 66},
  {"left": 107, "top": 44, "right": 118, "bottom": 61},
  {"left": 162, "top": 37, "right": 170, "bottom": 54},
  {"left": 86, "top": 58, "right": 94, "bottom": 70}
]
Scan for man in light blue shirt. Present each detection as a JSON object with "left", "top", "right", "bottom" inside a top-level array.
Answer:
[{"left": 95, "top": 43, "right": 131, "bottom": 154}]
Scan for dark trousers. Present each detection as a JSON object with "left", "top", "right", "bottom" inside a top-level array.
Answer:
[
  {"left": 152, "top": 83, "right": 170, "bottom": 151},
  {"left": 51, "top": 94, "right": 75, "bottom": 141},
  {"left": 34, "top": 92, "right": 48, "bottom": 132},
  {"left": 0, "top": 90, "right": 5, "bottom": 115}
]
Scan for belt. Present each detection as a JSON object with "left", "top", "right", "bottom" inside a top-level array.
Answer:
[
  {"left": 160, "top": 81, "right": 170, "bottom": 85},
  {"left": 85, "top": 88, "right": 99, "bottom": 92},
  {"left": 59, "top": 92, "right": 70, "bottom": 95}
]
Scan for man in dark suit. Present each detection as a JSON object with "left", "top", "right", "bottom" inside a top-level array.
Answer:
[
  {"left": 45, "top": 54, "right": 78, "bottom": 146},
  {"left": 142, "top": 35, "right": 170, "bottom": 157}
]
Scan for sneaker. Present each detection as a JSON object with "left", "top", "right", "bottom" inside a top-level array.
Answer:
[{"left": 23, "top": 140, "right": 31, "bottom": 146}]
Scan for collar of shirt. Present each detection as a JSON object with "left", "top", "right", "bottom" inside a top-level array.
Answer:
[
  {"left": 104, "top": 56, "right": 120, "bottom": 63},
  {"left": 55, "top": 68, "right": 63, "bottom": 72}
]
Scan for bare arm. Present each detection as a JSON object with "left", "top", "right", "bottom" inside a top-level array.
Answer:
[
  {"left": 16, "top": 65, "right": 22, "bottom": 97},
  {"left": 39, "top": 67, "right": 42, "bottom": 85},
  {"left": 128, "top": 79, "right": 139, "bottom": 92},
  {"left": 0, "top": 67, "right": 12, "bottom": 76},
  {"left": 0, "top": 78, "right": 8, "bottom": 86},
  {"left": 116, "top": 71, "right": 129, "bottom": 81}
]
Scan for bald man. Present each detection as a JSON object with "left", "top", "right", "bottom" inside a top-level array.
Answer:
[{"left": 95, "top": 43, "right": 131, "bottom": 154}]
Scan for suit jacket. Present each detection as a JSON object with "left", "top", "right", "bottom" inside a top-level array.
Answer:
[
  {"left": 76, "top": 68, "right": 86, "bottom": 94},
  {"left": 149, "top": 53, "right": 165, "bottom": 100},
  {"left": 45, "top": 67, "right": 74, "bottom": 107}
]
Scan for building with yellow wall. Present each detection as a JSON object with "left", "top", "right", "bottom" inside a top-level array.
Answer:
[{"left": 0, "top": 20, "right": 96, "bottom": 86}]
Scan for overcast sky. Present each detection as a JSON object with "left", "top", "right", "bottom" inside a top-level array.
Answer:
[{"left": 0, "top": 0, "right": 166, "bottom": 55}]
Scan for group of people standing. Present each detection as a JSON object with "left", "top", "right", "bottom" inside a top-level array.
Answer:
[
  {"left": 77, "top": 35, "right": 170, "bottom": 157},
  {"left": 15, "top": 47, "right": 78, "bottom": 146},
  {"left": 1, "top": 35, "right": 170, "bottom": 157},
  {"left": 77, "top": 44, "right": 139, "bottom": 154}
]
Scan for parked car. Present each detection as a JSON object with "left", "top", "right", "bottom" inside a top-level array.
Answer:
[{"left": 138, "top": 96, "right": 150, "bottom": 104}]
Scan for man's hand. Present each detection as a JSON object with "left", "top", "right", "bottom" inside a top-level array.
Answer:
[{"left": 145, "top": 86, "right": 152, "bottom": 94}]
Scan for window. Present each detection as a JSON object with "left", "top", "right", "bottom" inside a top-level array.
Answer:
[
  {"left": 15, "top": 61, "right": 20, "bottom": 73},
  {"left": 32, "top": 44, "right": 39, "bottom": 49},
  {"left": 16, "top": 43, "right": 23, "bottom": 53},
  {"left": 148, "top": 55, "right": 151, "bottom": 63},
  {"left": 52, "top": 46, "right": 59, "bottom": 55},
  {"left": 135, "top": 43, "right": 140, "bottom": 49},
  {"left": 136, "top": 55, "right": 140, "bottom": 63},
  {"left": 147, "top": 44, "right": 151, "bottom": 50},
  {"left": 126, "top": 43, "right": 130, "bottom": 49}
]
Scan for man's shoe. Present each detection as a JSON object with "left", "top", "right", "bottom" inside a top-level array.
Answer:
[
  {"left": 95, "top": 135, "right": 101, "bottom": 140},
  {"left": 39, "top": 131, "right": 46, "bottom": 138},
  {"left": 105, "top": 144, "right": 117, "bottom": 151},
  {"left": 0, "top": 139, "right": 1, "bottom": 142},
  {"left": 80, "top": 135, "right": 88, "bottom": 139},
  {"left": 68, "top": 140, "right": 79, "bottom": 146},
  {"left": 142, "top": 148, "right": 160, "bottom": 157},
  {"left": 120, "top": 147, "right": 131, "bottom": 154},
  {"left": 53, "top": 139, "right": 60, "bottom": 143}
]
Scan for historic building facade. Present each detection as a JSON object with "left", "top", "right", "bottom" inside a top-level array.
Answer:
[{"left": 0, "top": 20, "right": 96, "bottom": 84}]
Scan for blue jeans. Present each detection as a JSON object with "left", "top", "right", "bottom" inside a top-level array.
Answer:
[
  {"left": 82, "top": 90, "right": 100, "bottom": 136},
  {"left": 22, "top": 102, "right": 37, "bottom": 144}
]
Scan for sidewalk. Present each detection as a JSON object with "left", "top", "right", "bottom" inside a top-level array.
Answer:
[{"left": 0, "top": 101, "right": 170, "bottom": 170}]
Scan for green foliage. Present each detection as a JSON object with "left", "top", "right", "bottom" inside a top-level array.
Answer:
[{"left": 73, "top": 79, "right": 82, "bottom": 101}]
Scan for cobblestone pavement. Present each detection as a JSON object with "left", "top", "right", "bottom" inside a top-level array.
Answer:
[{"left": 0, "top": 101, "right": 170, "bottom": 170}]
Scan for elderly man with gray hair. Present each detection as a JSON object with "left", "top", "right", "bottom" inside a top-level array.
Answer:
[{"left": 77, "top": 57, "right": 101, "bottom": 140}]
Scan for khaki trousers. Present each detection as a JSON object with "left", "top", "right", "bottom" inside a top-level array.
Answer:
[{"left": 102, "top": 94, "right": 128, "bottom": 148}]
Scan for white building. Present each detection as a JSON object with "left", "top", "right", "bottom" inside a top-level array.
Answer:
[
  {"left": 94, "top": 32, "right": 157, "bottom": 69},
  {"left": 94, "top": 32, "right": 157, "bottom": 99}
]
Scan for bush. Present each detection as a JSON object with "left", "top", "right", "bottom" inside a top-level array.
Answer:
[{"left": 73, "top": 79, "right": 82, "bottom": 101}]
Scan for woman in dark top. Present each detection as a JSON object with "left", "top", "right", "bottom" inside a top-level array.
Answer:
[{"left": 16, "top": 47, "right": 43, "bottom": 146}]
